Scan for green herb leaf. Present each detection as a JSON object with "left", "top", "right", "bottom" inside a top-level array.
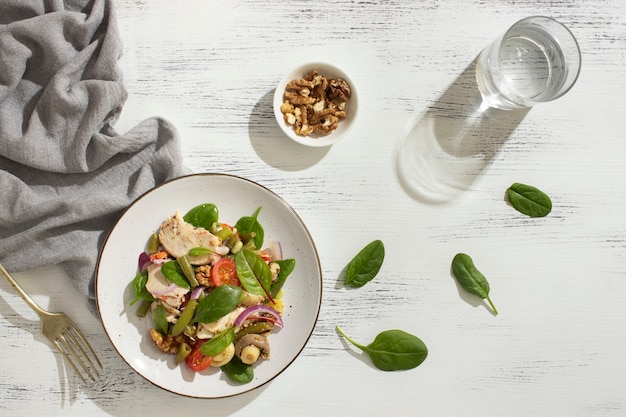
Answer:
[
  {"left": 153, "top": 304, "right": 169, "bottom": 335},
  {"left": 506, "top": 182, "right": 552, "bottom": 217},
  {"left": 235, "top": 250, "right": 272, "bottom": 297},
  {"left": 184, "top": 203, "right": 219, "bottom": 230},
  {"left": 201, "top": 327, "right": 235, "bottom": 356},
  {"left": 188, "top": 246, "right": 213, "bottom": 256},
  {"left": 221, "top": 356, "right": 254, "bottom": 384},
  {"left": 344, "top": 240, "right": 385, "bottom": 288},
  {"left": 193, "top": 285, "right": 243, "bottom": 323},
  {"left": 130, "top": 270, "right": 154, "bottom": 305},
  {"left": 336, "top": 326, "right": 428, "bottom": 371},
  {"left": 160, "top": 260, "right": 191, "bottom": 289},
  {"left": 235, "top": 207, "right": 264, "bottom": 250},
  {"left": 270, "top": 258, "right": 296, "bottom": 297},
  {"left": 451, "top": 253, "right": 498, "bottom": 315}
]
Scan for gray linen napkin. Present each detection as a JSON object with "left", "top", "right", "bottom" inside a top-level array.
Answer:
[{"left": 0, "top": 0, "right": 189, "bottom": 299}]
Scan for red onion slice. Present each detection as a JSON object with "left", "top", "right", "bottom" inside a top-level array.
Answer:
[
  {"left": 234, "top": 304, "right": 283, "bottom": 328},
  {"left": 138, "top": 252, "right": 151, "bottom": 271},
  {"left": 263, "top": 241, "right": 283, "bottom": 261},
  {"left": 190, "top": 286, "right": 206, "bottom": 300}
]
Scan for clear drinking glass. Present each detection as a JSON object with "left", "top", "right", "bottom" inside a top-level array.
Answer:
[{"left": 476, "top": 16, "right": 582, "bottom": 110}]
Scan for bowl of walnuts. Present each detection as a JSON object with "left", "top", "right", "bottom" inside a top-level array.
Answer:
[{"left": 273, "top": 62, "right": 358, "bottom": 147}]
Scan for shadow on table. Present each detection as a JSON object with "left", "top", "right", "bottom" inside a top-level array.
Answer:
[
  {"left": 395, "top": 57, "right": 529, "bottom": 204},
  {"left": 248, "top": 90, "right": 330, "bottom": 171}
]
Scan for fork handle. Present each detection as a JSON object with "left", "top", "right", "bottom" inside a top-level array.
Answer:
[{"left": 0, "top": 263, "right": 47, "bottom": 317}]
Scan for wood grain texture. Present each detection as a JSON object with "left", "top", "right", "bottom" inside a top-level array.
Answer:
[{"left": 2, "top": 0, "right": 626, "bottom": 415}]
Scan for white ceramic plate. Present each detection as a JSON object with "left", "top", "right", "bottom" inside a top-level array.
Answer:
[{"left": 96, "top": 173, "right": 322, "bottom": 398}]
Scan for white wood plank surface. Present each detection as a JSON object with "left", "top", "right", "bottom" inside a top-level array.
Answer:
[{"left": 2, "top": 0, "right": 626, "bottom": 415}]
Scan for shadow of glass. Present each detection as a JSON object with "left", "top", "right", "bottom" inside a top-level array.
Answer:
[{"left": 396, "top": 58, "right": 530, "bottom": 204}]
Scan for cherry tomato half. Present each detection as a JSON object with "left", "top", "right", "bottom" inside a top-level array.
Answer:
[
  {"left": 211, "top": 257, "right": 240, "bottom": 287},
  {"left": 185, "top": 340, "right": 212, "bottom": 372}
]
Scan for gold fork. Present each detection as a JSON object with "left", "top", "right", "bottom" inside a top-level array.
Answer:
[{"left": 0, "top": 263, "right": 103, "bottom": 382}]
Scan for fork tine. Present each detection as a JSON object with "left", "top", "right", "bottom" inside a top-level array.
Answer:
[
  {"left": 51, "top": 338, "right": 88, "bottom": 383},
  {"left": 66, "top": 323, "right": 103, "bottom": 370},
  {"left": 56, "top": 330, "right": 100, "bottom": 382}
]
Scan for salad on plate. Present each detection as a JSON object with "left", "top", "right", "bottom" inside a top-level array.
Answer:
[{"left": 129, "top": 203, "right": 295, "bottom": 384}]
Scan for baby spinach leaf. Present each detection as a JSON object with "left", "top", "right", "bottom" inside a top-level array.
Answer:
[
  {"left": 235, "top": 250, "right": 272, "bottom": 297},
  {"left": 506, "top": 182, "right": 552, "bottom": 217},
  {"left": 270, "top": 258, "right": 296, "bottom": 297},
  {"left": 235, "top": 207, "right": 264, "bottom": 250},
  {"left": 201, "top": 327, "right": 235, "bottom": 356},
  {"left": 451, "top": 253, "right": 498, "bottom": 315},
  {"left": 344, "top": 240, "right": 385, "bottom": 288},
  {"left": 188, "top": 246, "right": 213, "bottom": 257},
  {"left": 336, "top": 326, "right": 428, "bottom": 371},
  {"left": 153, "top": 304, "right": 169, "bottom": 335},
  {"left": 193, "top": 285, "right": 243, "bottom": 323},
  {"left": 130, "top": 270, "right": 154, "bottom": 306},
  {"left": 184, "top": 203, "right": 219, "bottom": 230},
  {"left": 221, "top": 356, "right": 254, "bottom": 384},
  {"left": 160, "top": 260, "right": 191, "bottom": 289}
]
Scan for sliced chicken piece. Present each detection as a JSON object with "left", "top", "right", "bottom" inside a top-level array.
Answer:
[
  {"left": 145, "top": 263, "right": 189, "bottom": 309},
  {"left": 158, "top": 210, "right": 229, "bottom": 265},
  {"left": 197, "top": 306, "right": 246, "bottom": 339}
]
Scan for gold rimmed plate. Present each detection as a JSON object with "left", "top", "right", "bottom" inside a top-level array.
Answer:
[{"left": 96, "top": 173, "right": 322, "bottom": 398}]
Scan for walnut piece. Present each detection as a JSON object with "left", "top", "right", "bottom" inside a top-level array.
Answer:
[
  {"left": 327, "top": 78, "right": 351, "bottom": 101},
  {"left": 150, "top": 328, "right": 184, "bottom": 354},
  {"left": 195, "top": 264, "right": 212, "bottom": 286},
  {"left": 280, "top": 69, "right": 351, "bottom": 137}
]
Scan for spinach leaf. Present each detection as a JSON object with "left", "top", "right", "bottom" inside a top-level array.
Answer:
[
  {"left": 506, "top": 183, "right": 552, "bottom": 217},
  {"left": 184, "top": 203, "right": 219, "bottom": 230},
  {"left": 451, "top": 253, "right": 498, "bottom": 315},
  {"left": 235, "top": 207, "right": 264, "bottom": 250},
  {"left": 188, "top": 246, "right": 213, "bottom": 257},
  {"left": 201, "top": 327, "right": 235, "bottom": 356},
  {"left": 270, "top": 258, "right": 296, "bottom": 297},
  {"left": 344, "top": 240, "right": 385, "bottom": 288},
  {"left": 153, "top": 304, "right": 169, "bottom": 335},
  {"left": 193, "top": 285, "right": 243, "bottom": 323},
  {"left": 160, "top": 260, "right": 191, "bottom": 289},
  {"left": 130, "top": 270, "right": 154, "bottom": 305},
  {"left": 235, "top": 250, "right": 272, "bottom": 297},
  {"left": 336, "top": 326, "right": 428, "bottom": 371},
  {"left": 221, "top": 356, "right": 254, "bottom": 384}
]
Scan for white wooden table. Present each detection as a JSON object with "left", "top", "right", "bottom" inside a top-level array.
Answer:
[{"left": 2, "top": 0, "right": 626, "bottom": 415}]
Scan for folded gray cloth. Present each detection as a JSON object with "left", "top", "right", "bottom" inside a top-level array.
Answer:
[{"left": 0, "top": 0, "right": 189, "bottom": 299}]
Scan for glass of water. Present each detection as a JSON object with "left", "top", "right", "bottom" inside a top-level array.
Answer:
[{"left": 476, "top": 16, "right": 581, "bottom": 110}]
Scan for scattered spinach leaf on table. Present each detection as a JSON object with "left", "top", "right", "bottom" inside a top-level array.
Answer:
[
  {"left": 336, "top": 326, "right": 428, "bottom": 371},
  {"left": 344, "top": 239, "right": 385, "bottom": 288},
  {"left": 506, "top": 182, "right": 552, "bottom": 217},
  {"left": 451, "top": 253, "right": 498, "bottom": 315}
]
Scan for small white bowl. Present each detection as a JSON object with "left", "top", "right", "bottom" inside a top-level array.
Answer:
[{"left": 273, "top": 62, "right": 358, "bottom": 147}]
